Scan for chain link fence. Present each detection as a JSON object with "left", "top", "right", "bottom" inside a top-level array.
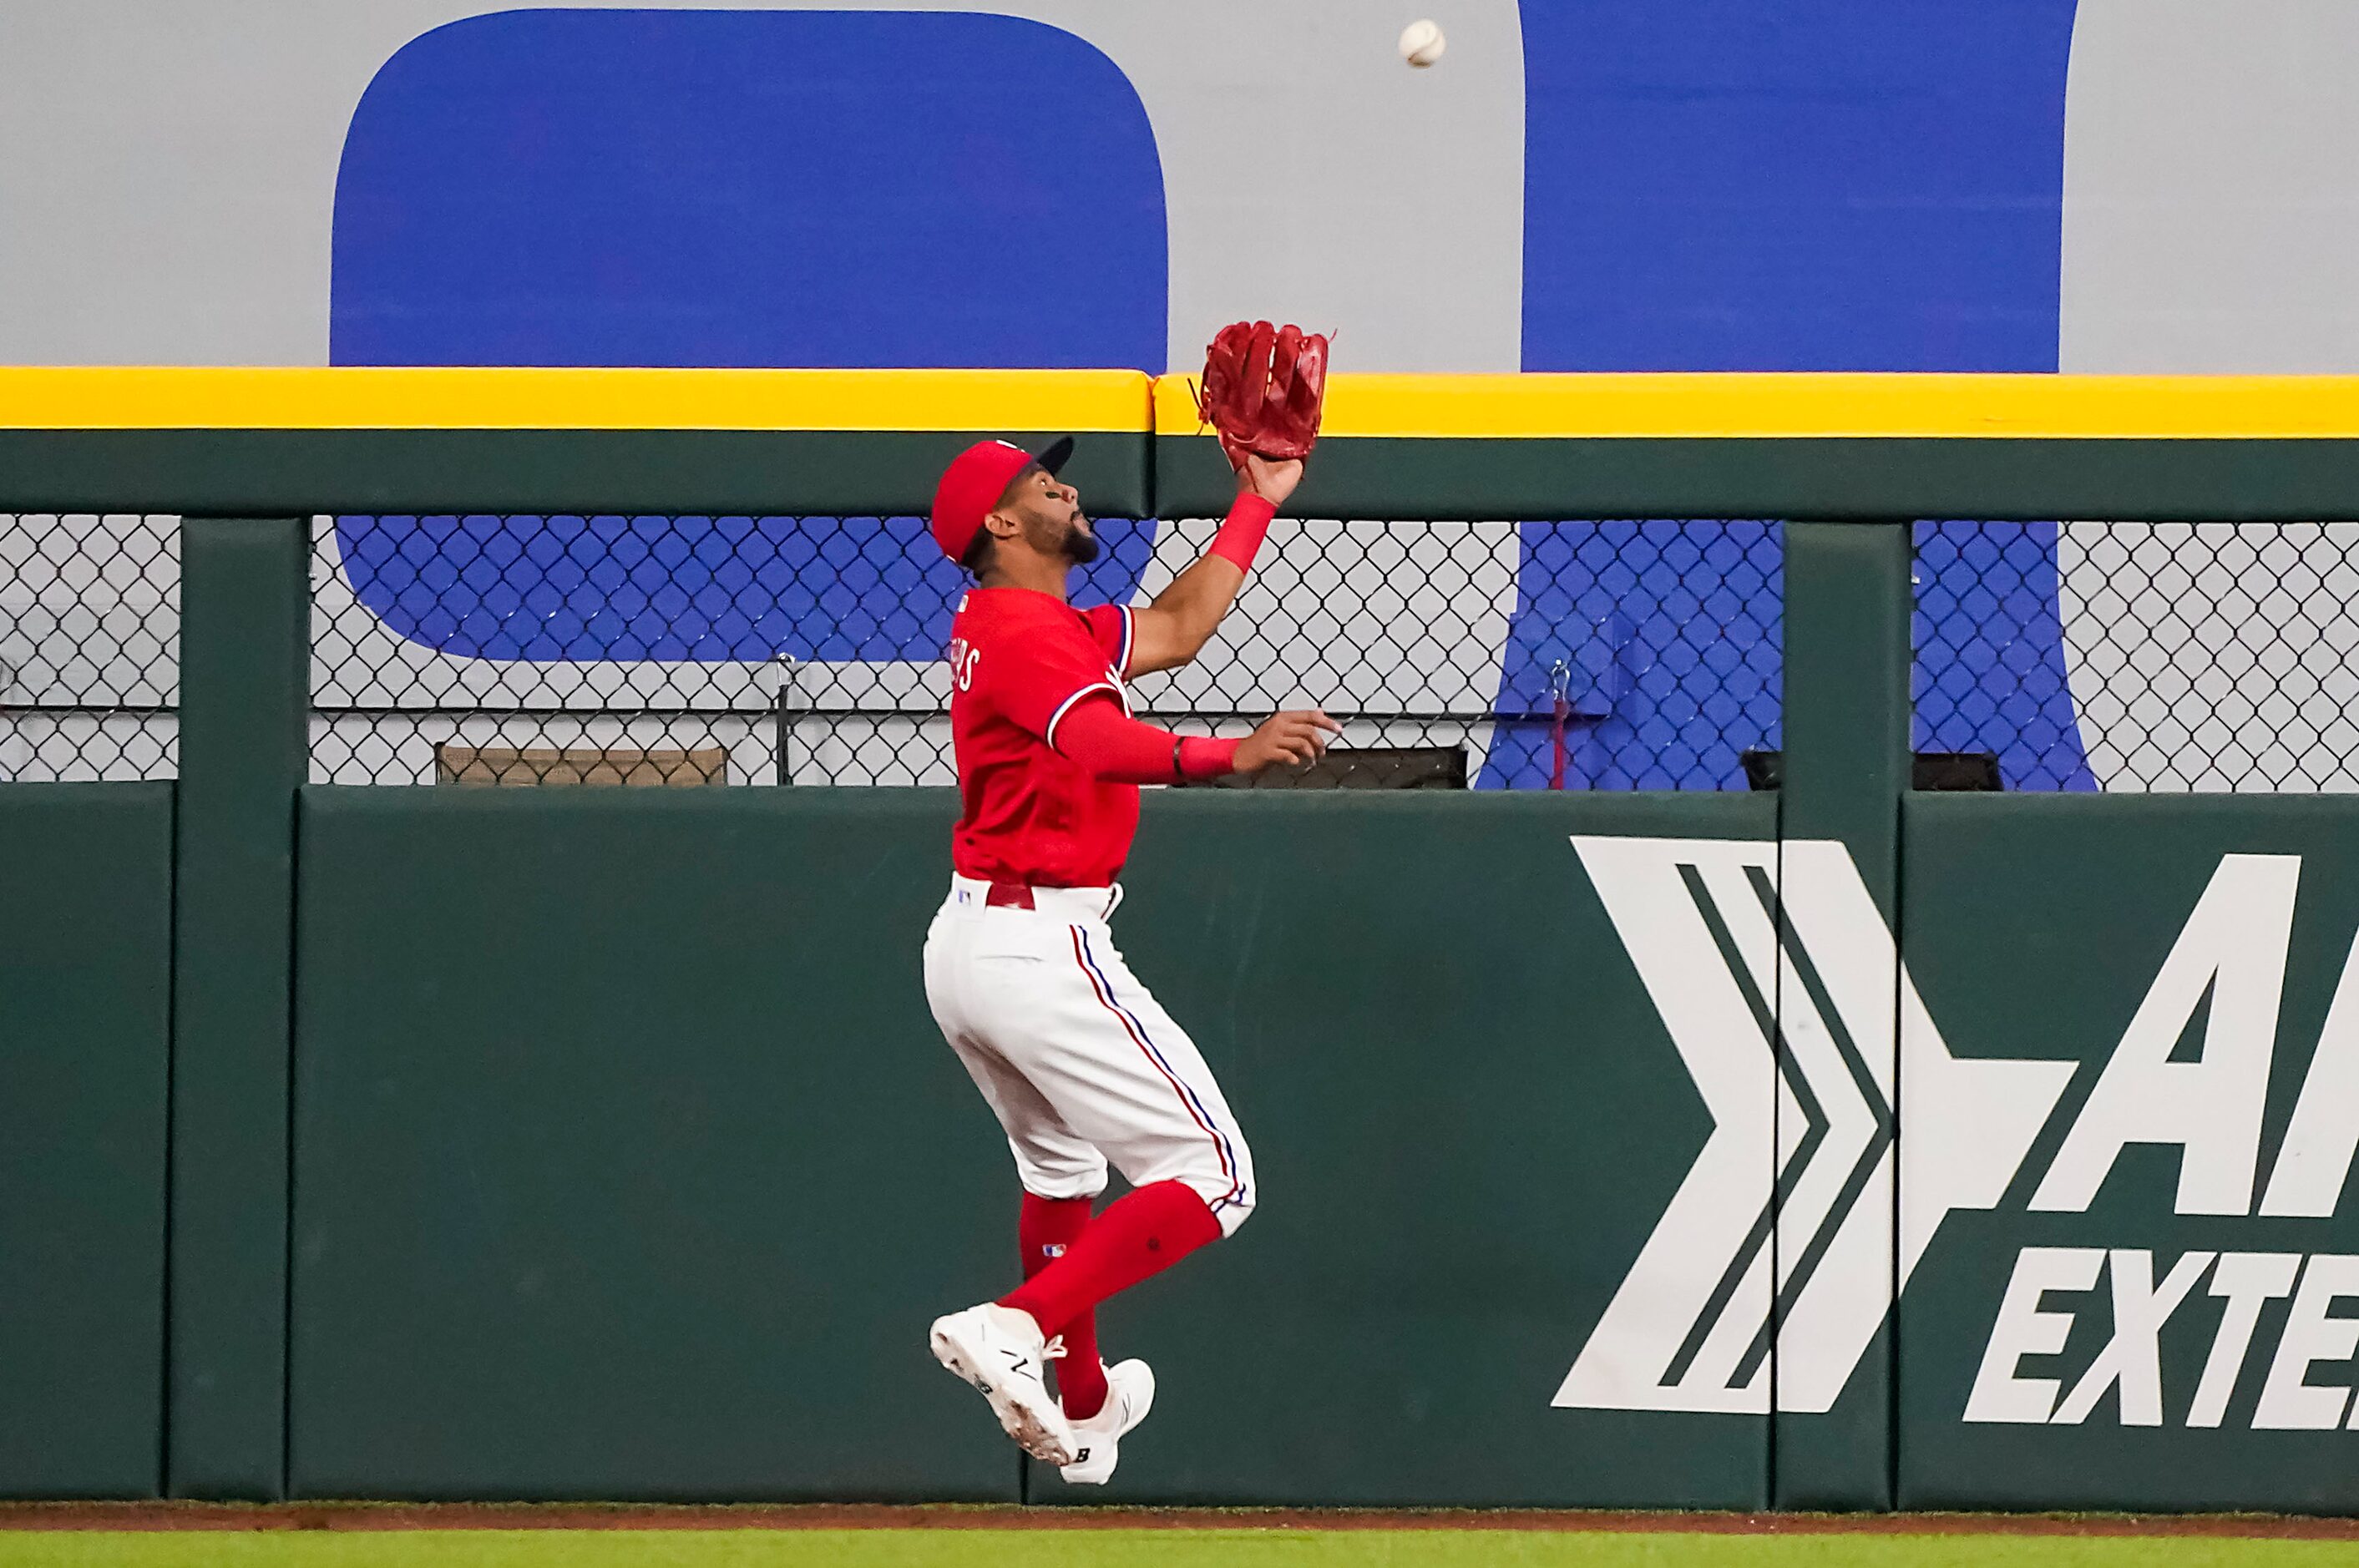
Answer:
[
  {"left": 306, "top": 513, "right": 1783, "bottom": 788},
  {"left": 1915, "top": 520, "right": 2359, "bottom": 792},
  {"left": 0, "top": 513, "right": 180, "bottom": 781},
  {"left": 37, "top": 508, "right": 2359, "bottom": 795}
]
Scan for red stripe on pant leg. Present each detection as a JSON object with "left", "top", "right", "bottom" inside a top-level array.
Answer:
[
  {"left": 1076, "top": 928, "right": 1246, "bottom": 1210},
  {"left": 1067, "top": 926, "right": 1238, "bottom": 1202}
]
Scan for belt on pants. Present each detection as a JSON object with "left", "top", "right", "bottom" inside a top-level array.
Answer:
[{"left": 953, "top": 875, "right": 1122, "bottom": 921}]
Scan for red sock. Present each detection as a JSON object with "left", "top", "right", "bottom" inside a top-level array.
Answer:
[
  {"left": 1019, "top": 1194, "right": 1108, "bottom": 1420},
  {"left": 1000, "top": 1181, "right": 1222, "bottom": 1359}
]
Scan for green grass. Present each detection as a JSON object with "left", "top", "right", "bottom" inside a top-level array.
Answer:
[{"left": 7, "top": 1532, "right": 2359, "bottom": 1568}]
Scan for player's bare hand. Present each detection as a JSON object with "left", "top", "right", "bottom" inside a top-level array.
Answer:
[
  {"left": 1236, "top": 709, "right": 1342, "bottom": 772},
  {"left": 1237, "top": 453, "right": 1304, "bottom": 508}
]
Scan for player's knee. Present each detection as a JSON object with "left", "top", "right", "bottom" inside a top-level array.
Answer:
[
  {"left": 1164, "top": 1166, "right": 1255, "bottom": 1237},
  {"left": 1142, "top": 1129, "right": 1255, "bottom": 1237},
  {"left": 1195, "top": 1146, "right": 1257, "bottom": 1238},
  {"left": 1208, "top": 1184, "right": 1255, "bottom": 1238},
  {"left": 1015, "top": 1148, "right": 1108, "bottom": 1203}
]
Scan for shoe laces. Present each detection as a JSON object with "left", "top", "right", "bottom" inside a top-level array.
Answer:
[{"left": 1041, "top": 1334, "right": 1068, "bottom": 1361}]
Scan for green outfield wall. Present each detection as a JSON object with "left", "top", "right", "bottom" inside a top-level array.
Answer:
[
  {"left": 14, "top": 373, "right": 2359, "bottom": 1510},
  {"left": 1899, "top": 797, "right": 2359, "bottom": 1514},
  {"left": 0, "top": 786, "right": 173, "bottom": 1498},
  {"left": 286, "top": 787, "right": 1774, "bottom": 1507}
]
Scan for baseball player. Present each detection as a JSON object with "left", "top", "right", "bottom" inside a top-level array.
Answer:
[{"left": 922, "top": 432, "right": 1336, "bottom": 1485}]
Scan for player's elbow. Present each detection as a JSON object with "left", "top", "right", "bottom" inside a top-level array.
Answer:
[
  {"left": 1168, "top": 615, "right": 1221, "bottom": 668},
  {"left": 1127, "top": 630, "right": 1210, "bottom": 680}
]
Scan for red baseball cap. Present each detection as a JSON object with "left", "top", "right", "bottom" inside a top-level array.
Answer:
[{"left": 929, "top": 436, "right": 1074, "bottom": 563}]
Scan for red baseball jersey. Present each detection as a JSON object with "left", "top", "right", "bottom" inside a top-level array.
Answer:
[{"left": 946, "top": 588, "right": 1139, "bottom": 888}]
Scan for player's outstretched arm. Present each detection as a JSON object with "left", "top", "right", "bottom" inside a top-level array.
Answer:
[
  {"left": 1126, "top": 455, "right": 1304, "bottom": 679},
  {"left": 1054, "top": 692, "right": 1338, "bottom": 784}
]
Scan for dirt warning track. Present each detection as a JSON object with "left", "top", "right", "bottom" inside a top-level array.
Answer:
[{"left": 3, "top": 1504, "right": 2358, "bottom": 1538}]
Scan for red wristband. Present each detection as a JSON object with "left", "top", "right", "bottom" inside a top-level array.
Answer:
[
  {"left": 1207, "top": 493, "right": 1278, "bottom": 574},
  {"left": 1176, "top": 736, "right": 1242, "bottom": 781}
]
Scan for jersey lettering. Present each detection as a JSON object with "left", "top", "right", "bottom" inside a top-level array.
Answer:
[{"left": 948, "top": 635, "right": 980, "bottom": 693}]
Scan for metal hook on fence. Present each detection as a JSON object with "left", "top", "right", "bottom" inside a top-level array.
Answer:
[{"left": 1549, "top": 657, "right": 1572, "bottom": 792}]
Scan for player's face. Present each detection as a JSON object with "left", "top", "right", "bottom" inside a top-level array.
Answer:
[{"left": 1010, "top": 468, "right": 1099, "bottom": 566}]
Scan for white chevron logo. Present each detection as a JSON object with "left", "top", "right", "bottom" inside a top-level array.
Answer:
[{"left": 1554, "top": 835, "right": 2076, "bottom": 1414}]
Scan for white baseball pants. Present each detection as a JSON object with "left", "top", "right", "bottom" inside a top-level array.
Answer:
[{"left": 924, "top": 875, "right": 1256, "bottom": 1236}]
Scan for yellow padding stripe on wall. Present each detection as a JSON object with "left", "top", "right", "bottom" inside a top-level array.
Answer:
[
  {"left": 0, "top": 367, "right": 1153, "bottom": 432},
  {"left": 11, "top": 366, "right": 2359, "bottom": 439},
  {"left": 1157, "top": 372, "right": 2359, "bottom": 440}
]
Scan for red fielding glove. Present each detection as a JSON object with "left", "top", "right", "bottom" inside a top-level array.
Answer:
[
  {"left": 1195, "top": 319, "right": 1329, "bottom": 468},
  {"left": 1264, "top": 326, "right": 1327, "bottom": 458},
  {"left": 1052, "top": 695, "right": 1238, "bottom": 783},
  {"left": 1197, "top": 322, "right": 1258, "bottom": 470},
  {"left": 1233, "top": 321, "right": 1273, "bottom": 462}
]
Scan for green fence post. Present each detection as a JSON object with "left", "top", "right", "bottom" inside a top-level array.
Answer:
[
  {"left": 170, "top": 517, "right": 306, "bottom": 1500},
  {"left": 1774, "top": 519, "right": 1911, "bottom": 1511}
]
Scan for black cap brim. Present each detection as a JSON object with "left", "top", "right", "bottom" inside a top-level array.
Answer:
[{"left": 1033, "top": 436, "right": 1074, "bottom": 475}]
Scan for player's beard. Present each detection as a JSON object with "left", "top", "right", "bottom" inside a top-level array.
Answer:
[{"left": 1061, "top": 514, "right": 1102, "bottom": 565}]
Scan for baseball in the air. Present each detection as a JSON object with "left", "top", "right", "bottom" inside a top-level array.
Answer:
[{"left": 1399, "top": 19, "right": 1445, "bottom": 68}]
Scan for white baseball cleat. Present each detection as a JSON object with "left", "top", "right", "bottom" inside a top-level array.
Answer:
[
  {"left": 1057, "top": 1358, "right": 1156, "bottom": 1485},
  {"left": 928, "top": 1302, "right": 1076, "bottom": 1466}
]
